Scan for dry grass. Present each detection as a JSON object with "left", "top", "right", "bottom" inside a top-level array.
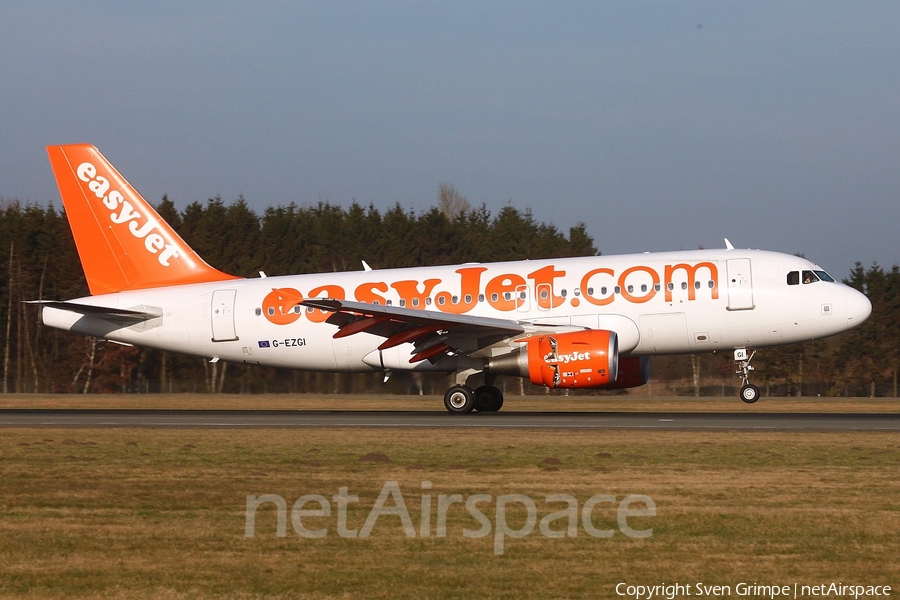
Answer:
[
  {"left": 1, "top": 428, "right": 898, "bottom": 599},
  {"left": 1, "top": 393, "right": 898, "bottom": 412}
]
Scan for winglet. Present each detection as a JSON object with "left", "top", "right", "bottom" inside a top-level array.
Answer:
[
  {"left": 724, "top": 238, "right": 735, "bottom": 250},
  {"left": 46, "top": 144, "right": 239, "bottom": 295}
]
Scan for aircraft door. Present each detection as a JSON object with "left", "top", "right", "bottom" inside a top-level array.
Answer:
[
  {"left": 726, "top": 259, "right": 754, "bottom": 311},
  {"left": 211, "top": 289, "right": 239, "bottom": 342}
]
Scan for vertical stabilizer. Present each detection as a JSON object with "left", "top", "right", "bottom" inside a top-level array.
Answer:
[{"left": 46, "top": 144, "right": 239, "bottom": 295}]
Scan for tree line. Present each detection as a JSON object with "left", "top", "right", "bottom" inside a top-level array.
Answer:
[{"left": 0, "top": 190, "right": 896, "bottom": 396}]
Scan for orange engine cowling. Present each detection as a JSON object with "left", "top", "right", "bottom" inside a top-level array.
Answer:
[{"left": 524, "top": 330, "right": 618, "bottom": 389}]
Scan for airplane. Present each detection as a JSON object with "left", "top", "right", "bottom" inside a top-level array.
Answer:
[{"left": 34, "top": 144, "right": 872, "bottom": 412}]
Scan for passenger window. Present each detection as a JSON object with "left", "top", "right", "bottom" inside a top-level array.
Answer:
[
  {"left": 787, "top": 272, "right": 799, "bottom": 285},
  {"left": 694, "top": 281, "right": 701, "bottom": 290}
]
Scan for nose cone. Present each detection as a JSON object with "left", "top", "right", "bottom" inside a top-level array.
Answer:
[{"left": 845, "top": 286, "right": 872, "bottom": 328}]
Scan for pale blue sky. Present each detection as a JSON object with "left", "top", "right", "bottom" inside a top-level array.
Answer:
[{"left": 2, "top": 2, "right": 899, "bottom": 277}]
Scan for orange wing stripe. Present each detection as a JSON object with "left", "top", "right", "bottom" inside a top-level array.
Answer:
[
  {"left": 410, "top": 343, "right": 451, "bottom": 363},
  {"left": 333, "top": 315, "right": 392, "bottom": 339},
  {"left": 378, "top": 325, "right": 444, "bottom": 350}
]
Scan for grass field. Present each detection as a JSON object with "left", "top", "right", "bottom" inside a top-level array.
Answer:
[{"left": 1, "top": 396, "right": 899, "bottom": 599}]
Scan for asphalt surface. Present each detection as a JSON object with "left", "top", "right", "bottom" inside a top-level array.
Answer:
[{"left": 1, "top": 409, "right": 898, "bottom": 430}]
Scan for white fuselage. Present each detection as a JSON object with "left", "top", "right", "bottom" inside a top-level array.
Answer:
[{"left": 41, "top": 248, "right": 872, "bottom": 373}]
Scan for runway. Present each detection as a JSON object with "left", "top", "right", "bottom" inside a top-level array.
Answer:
[{"left": 1, "top": 409, "right": 899, "bottom": 430}]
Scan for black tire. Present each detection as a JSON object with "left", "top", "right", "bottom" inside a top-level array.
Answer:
[
  {"left": 444, "top": 385, "right": 475, "bottom": 414},
  {"left": 740, "top": 384, "right": 760, "bottom": 404},
  {"left": 488, "top": 390, "right": 504, "bottom": 412},
  {"left": 474, "top": 385, "right": 504, "bottom": 412}
]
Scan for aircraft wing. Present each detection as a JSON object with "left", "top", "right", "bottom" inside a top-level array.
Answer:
[{"left": 300, "top": 298, "right": 526, "bottom": 362}]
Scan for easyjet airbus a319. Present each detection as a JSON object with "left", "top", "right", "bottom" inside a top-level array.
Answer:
[{"left": 35, "top": 144, "right": 872, "bottom": 411}]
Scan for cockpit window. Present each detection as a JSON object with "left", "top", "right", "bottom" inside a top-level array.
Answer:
[{"left": 789, "top": 269, "right": 835, "bottom": 285}]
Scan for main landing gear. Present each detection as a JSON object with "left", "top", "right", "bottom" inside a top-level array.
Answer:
[
  {"left": 734, "top": 348, "right": 760, "bottom": 404},
  {"left": 443, "top": 384, "right": 504, "bottom": 414}
]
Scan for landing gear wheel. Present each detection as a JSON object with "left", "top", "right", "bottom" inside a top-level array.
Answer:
[
  {"left": 444, "top": 385, "right": 476, "bottom": 414},
  {"left": 740, "top": 384, "right": 760, "bottom": 404},
  {"left": 474, "top": 385, "right": 504, "bottom": 412},
  {"left": 734, "top": 349, "right": 760, "bottom": 404}
]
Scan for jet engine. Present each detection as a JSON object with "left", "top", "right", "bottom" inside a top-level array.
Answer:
[
  {"left": 488, "top": 330, "right": 619, "bottom": 389},
  {"left": 607, "top": 355, "right": 651, "bottom": 389}
]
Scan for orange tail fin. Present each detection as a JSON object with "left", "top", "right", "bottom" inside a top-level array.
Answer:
[{"left": 47, "top": 144, "right": 239, "bottom": 295}]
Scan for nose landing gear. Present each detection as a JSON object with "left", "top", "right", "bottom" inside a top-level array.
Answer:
[{"left": 734, "top": 348, "right": 760, "bottom": 403}]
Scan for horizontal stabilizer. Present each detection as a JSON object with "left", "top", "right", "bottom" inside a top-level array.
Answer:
[{"left": 25, "top": 300, "right": 162, "bottom": 322}]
